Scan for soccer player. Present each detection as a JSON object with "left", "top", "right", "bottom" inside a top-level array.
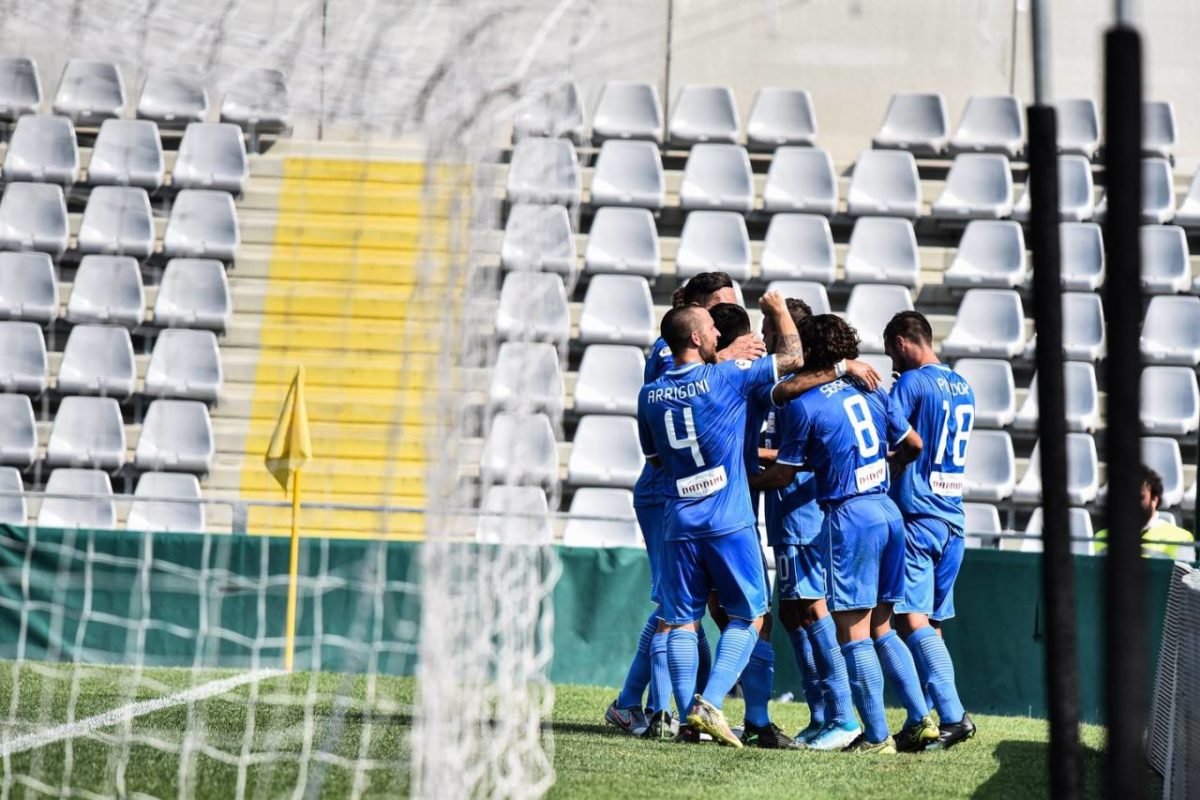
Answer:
[
  {"left": 883, "top": 310, "right": 977, "bottom": 750},
  {"left": 1095, "top": 464, "right": 1197, "bottom": 559}
]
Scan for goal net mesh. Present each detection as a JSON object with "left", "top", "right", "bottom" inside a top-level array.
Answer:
[{"left": 1149, "top": 562, "right": 1200, "bottom": 799}]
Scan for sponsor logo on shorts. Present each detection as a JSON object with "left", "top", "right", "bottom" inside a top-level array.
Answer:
[
  {"left": 855, "top": 460, "right": 886, "bottom": 492},
  {"left": 676, "top": 465, "right": 728, "bottom": 498},
  {"left": 930, "top": 471, "right": 964, "bottom": 497}
]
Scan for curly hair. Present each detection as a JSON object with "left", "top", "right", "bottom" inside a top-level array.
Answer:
[
  {"left": 786, "top": 297, "right": 813, "bottom": 327},
  {"left": 797, "top": 314, "right": 860, "bottom": 370}
]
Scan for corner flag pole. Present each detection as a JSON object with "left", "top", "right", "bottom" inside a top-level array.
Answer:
[{"left": 284, "top": 469, "right": 302, "bottom": 672}]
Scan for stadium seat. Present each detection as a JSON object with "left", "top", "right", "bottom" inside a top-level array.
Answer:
[
  {"left": 1013, "top": 433, "right": 1099, "bottom": 506},
  {"left": 577, "top": 274, "right": 655, "bottom": 347},
  {"left": 846, "top": 284, "right": 913, "bottom": 352},
  {"left": 949, "top": 95, "right": 1024, "bottom": 158},
  {"left": 0, "top": 394, "right": 36, "bottom": 468},
  {"left": 1021, "top": 508, "right": 1096, "bottom": 555},
  {"left": 137, "top": 70, "right": 209, "bottom": 129},
  {"left": 846, "top": 150, "right": 921, "bottom": 218},
  {"left": 144, "top": 329, "right": 223, "bottom": 403},
  {"left": 501, "top": 204, "right": 576, "bottom": 274},
  {"left": 0, "top": 182, "right": 68, "bottom": 258},
  {"left": 1185, "top": 478, "right": 1198, "bottom": 513},
  {"left": 675, "top": 211, "right": 751, "bottom": 282},
  {"left": 0, "top": 467, "right": 26, "bottom": 524},
  {"left": 172, "top": 123, "right": 250, "bottom": 194},
  {"left": 1059, "top": 222, "right": 1106, "bottom": 291},
  {"left": 573, "top": 345, "right": 643, "bottom": 416},
  {"left": 591, "top": 81, "right": 664, "bottom": 144},
  {"left": 764, "top": 281, "right": 832, "bottom": 316},
  {"left": 1138, "top": 225, "right": 1191, "bottom": 294},
  {"left": 843, "top": 217, "right": 919, "bottom": 286},
  {"left": 476, "top": 485, "right": 552, "bottom": 545},
  {"left": 76, "top": 187, "right": 155, "bottom": 259},
  {"left": 0, "top": 57, "right": 42, "bottom": 121},
  {"left": 0, "top": 322, "right": 48, "bottom": 395},
  {"left": 941, "top": 289, "right": 1027, "bottom": 360},
  {"left": 952, "top": 359, "right": 1016, "bottom": 428},
  {"left": 3, "top": 116, "right": 79, "bottom": 185},
  {"left": 57, "top": 324, "right": 136, "bottom": 399},
  {"left": 1011, "top": 155, "right": 1095, "bottom": 222},
  {"left": 37, "top": 469, "right": 115, "bottom": 529},
  {"left": 1014, "top": 362, "right": 1101, "bottom": 433},
  {"left": 512, "top": 82, "right": 584, "bottom": 143},
  {"left": 872, "top": 92, "right": 949, "bottom": 156},
  {"left": 962, "top": 502, "right": 1003, "bottom": 549},
  {"left": 66, "top": 255, "right": 145, "bottom": 328},
  {"left": 563, "top": 488, "right": 641, "bottom": 547},
  {"left": 944, "top": 220, "right": 1026, "bottom": 288},
  {"left": 45, "top": 396, "right": 126, "bottom": 470},
  {"left": 53, "top": 59, "right": 125, "bottom": 125},
  {"left": 1174, "top": 170, "right": 1200, "bottom": 228},
  {"left": 760, "top": 214, "right": 836, "bottom": 283},
  {"left": 220, "top": 67, "right": 290, "bottom": 137},
  {"left": 480, "top": 412, "right": 559, "bottom": 488},
  {"left": 567, "top": 415, "right": 644, "bottom": 488},
  {"left": 1094, "top": 158, "right": 1175, "bottom": 224},
  {"left": 583, "top": 207, "right": 659, "bottom": 278},
  {"left": 1055, "top": 98, "right": 1101, "bottom": 159},
  {"left": 495, "top": 271, "right": 570, "bottom": 344},
  {"left": 487, "top": 341, "right": 564, "bottom": 416},
  {"left": 962, "top": 429, "right": 1016, "bottom": 501},
  {"left": 505, "top": 137, "right": 581, "bottom": 206},
  {"left": 1141, "top": 295, "right": 1200, "bottom": 365},
  {"left": 1060, "top": 292, "right": 1106, "bottom": 362},
  {"left": 746, "top": 88, "right": 818, "bottom": 150},
  {"left": 679, "top": 144, "right": 754, "bottom": 212},
  {"left": 589, "top": 140, "right": 665, "bottom": 209},
  {"left": 1140, "top": 366, "right": 1200, "bottom": 436},
  {"left": 153, "top": 258, "right": 232, "bottom": 330},
  {"left": 126, "top": 472, "right": 205, "bottom": 533},
  {"left": 134, "top": 399, "right": 215, "bottom": 473},
  {"left": 1142, "top": 100, "right": 1177, "bottom": 160},
  {"left": 87, "top": 120, "right": 165, "bottom": 189},
  {"left": 162, "top": 190, "right": 240, "bottom": 261},
  {"left": 668, "top": 85, "right": 739, "bottom": 146},
  {"left": 761, "top": 147, "right": 838, "bottom": 216},
  {"left": 0, "top": 252, "right": 58, "bottom": 324},
  {"left": 1141, "top": 437, "right": 1186, "bottom": 508},
  {"left": 931, "top": 154, "right": 1013, "bottom": 221}
]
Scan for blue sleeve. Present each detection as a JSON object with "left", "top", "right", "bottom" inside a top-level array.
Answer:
[
  {"left": 637, "top": 392, "right": 657, "bottom": 458},
  {"left": 775, "top": 401, "right": 808, "bottom": 467},
  {"left": 890, "top": 372, "right": 919, "bottom": 420},
  {"left": 882, "top": 390, "right": 912, "bottom": 447},
  {"left": 644, "top": 339, "right": 674, "bottom": 383},
  {"left": 723, "top": 355, "right": 780, "bottom": 398}
]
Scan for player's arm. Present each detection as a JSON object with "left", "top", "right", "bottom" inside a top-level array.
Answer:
[
  {"left": 716, "top": 333, "right": 766, "bottom": 362},
  {"left": 749, "top": 462, "right": 797, "bottom": 491},
  {"left": 760, "top": 291, "right": 804, "bottom": 375},
  {"left": 637, "top": 394, "right": 662, "bottom": 471},
  {"left": 889, "top": 428, "right": 923, "bottom": 479},
  {"left": 758, "top": 447, "right": 779, "bottom": 465},
  {"left": 770, "top": 360, "right": 883, "bottom": 405}
]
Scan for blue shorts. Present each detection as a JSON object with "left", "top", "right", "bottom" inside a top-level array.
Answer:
[
  {"left": 773, "top": 535, "right": 827, "bottom": 601},
  {"left": 894, "top": 517, "right": 965, "bottom": 620},
  {"left": 635, "top": 503, "right": 665, "bottom": 606},
  {"left": 660, "top": 527, "right": 769, "bottom": 625},
  {"left": 824, "top": 494, "right": 906, "bottom": 612}
]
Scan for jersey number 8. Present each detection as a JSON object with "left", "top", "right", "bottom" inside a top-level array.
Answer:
[
  {"left": 934, "top": 400, "right": 974, "bottom": 467},
  {"left": 842, "top": 395, "right": 880, "bottom": 458}
]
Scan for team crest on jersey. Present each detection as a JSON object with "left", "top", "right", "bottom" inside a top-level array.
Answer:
[
  {"left": 735, "top": 359, "right": 752, "bottom": 369},
  {"left": 659, "top": 346, "right": 672, "bottom": 357}
]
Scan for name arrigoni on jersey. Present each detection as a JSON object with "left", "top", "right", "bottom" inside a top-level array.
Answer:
[{"left": 644, "top": 378, "right": 711, "bottom": 404}]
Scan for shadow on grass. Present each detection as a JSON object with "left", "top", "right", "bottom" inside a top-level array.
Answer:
[{"left": 975, "top": 740, "right": 1157, "bottom": 799}]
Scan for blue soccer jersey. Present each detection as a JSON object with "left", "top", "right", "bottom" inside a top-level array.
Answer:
[
  {"left": 762, "top": 400, "right": 823, "bottom": 546},
  {"left": 638, "top": 356, "right": 780, "bottom": 541},
  {"left": 888, "top": 364, "right": 975, "bottom": 531},
  {"left": 632, "top": 337, "right": 676, "bottom": 509}
]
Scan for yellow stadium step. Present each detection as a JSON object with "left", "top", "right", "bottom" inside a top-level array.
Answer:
[
  {"left": 280, "top": 157, "right": 471, "bottom": 185},
  {"left": 231, "top": 353, "right": 441, "bottom": 388},
  {"left": 246, "top": 504, "right": 427, "bottom": 539}
]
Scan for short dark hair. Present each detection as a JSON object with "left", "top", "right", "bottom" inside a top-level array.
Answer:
[
  {"left": 1141, "top": 464, "right": 1164, "bottom": 503},
  {"left": 661, "top": 305, "right": 705, "bottom": 354},
  {"left": 709, "top": 303, "right": 751, "bottom": 344},
  {"left": 796, "top": 314, "right": 860, "bottom": 370},
  {"left": 883, "top": 311, "right": 933, "bottom": 347},
  {"left": 786, "top": 297, "right": 813, "bottom": 327},
  {"left": 680, "top": 272, "right": 734, "bottom": 306}
]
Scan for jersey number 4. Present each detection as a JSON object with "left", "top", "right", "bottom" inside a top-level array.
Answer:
[{"left": 666, "top": 408, "right": 705, "bottom": 468}]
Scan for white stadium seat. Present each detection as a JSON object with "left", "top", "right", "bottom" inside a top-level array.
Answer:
[
  {"left": 1021, "top": 508, "right": 1096, "bottom": 555},
  {"left": 872, "top": 92, "right": 949, "bottom": 156},
  {"left": 513, "top": 82, "right": 584, "bottom": 143},
  {"left": 45, "top": 396, "right": 126, "bottom": 470},
  {"left": 495, "top": 271, "right": 570, "bottom": 344},
  {"left": 0, "top": 182, "right": 69, "bottom": 258},
  {"left": 53, "top": 59, "right": 125, "bottom": 125},
  {"left": 962, "top": 429, "right": 1016, "bottom": 502},
  {"left": 847, "top": 149, "right": 921, "bottom": 219},
  {"left": 3, "top": 115, "right": 79, "bottom": 185},
  {"left": 764, "top": 281, "right": 832, "bottom": 316},
  {"left": 87, "top": 120, "right": 165, "bottom": 189},
  {"left": 940, "top": 289, "right": 1026, "bottom": 359},
  {"left": 944, "top": 220, "right": 1027, "bottom": 288},
  {"left": 949, "top": 95, "right": 1024, "bottom": 158},
  {"left": 761, "top": 147, "right": 838, "bottom": 216},
  {"left": 1060, "top": 292, "right": 1106, "bottom": 362},
  {"left": 1143, "top": 100, "right": 1177, "bottom": 160},
  {"left": 1059, "top": 222, "right": 1105, "bottom": 291},
  {"left": 0, "top": 252, "right": 58, "bottom": 324},
  {"left": 668, "top": 85, "right": 739, "bottom": 146},
  {"left": 567, "top": 415, "right": 644, "bottom": 489},
  {"left": 501, "top": 204, "right": 576, "bottom": 274},
  {"left": 952, "top": 359, "right": 1016, "bottom": 428},
  {"left": 963, "top": 502, "right": 1003, "bottom": 549},
  {"left": 1012, "top": 155, "right": 1095, "bottom": 222},
  {"left": 154, "top": 258, "right": 232, "bottom": 331},
  {"left": 162, "top": 190, "right": 240, "bottom": 261},
  {"left": 134, "top": 399, "right": 215, "bottom": 473},
  {"left": 37, "top": 469, "right": 115, "bottom": 529},
  {"left": 66, "top": 256, "right": 145, "bottom": 328},
  {"left": 675, "top": 211, "right": 751, "bottom": 282},
  {"left": 0, "top": 394, "right": 36, "bottom": 468},
  {"left": 57, "top": 324, "right": 136, "bottom": 399},
  {"left": 476, "top": 485, "right": 552, "bottom": 545},
  {"left": 590, "top": 140, "right": 665, "bottom": 210},
  {"left": 220, "top": 68, "right": 290, "bottom": 136},
  {"left": 931, "top": 154, "right": 1013, "bottom": 220},
  {"left": 746, "top": 88, "right": 818, "bottom": 150},
  {"left": 577, "top": 274, "right": 656, "bottom": 347},
  {"left": 1094, "top": 158, "right": 1175, "bottom": 225},
  {"left": 0, "top": 322, "right": 48, "bottom": 395},
  {"left": 0, "top": 57, "right": 41, "bottom": 121},
  {"left": 574, "top": 345, "right": 643, "bottom": 416},
  {"left": 1174, "top": 170, "right": 1200, "bottom": 228},
  {"left": 505, "top": 137, "right": 581, "bottom": 206},
  {"left": 126, "top": 472, "right": 205, "bottom": 533},
  {"left": 1013, "top": 433, "right": 1099, "bottom": 506},
  {"left": 172, "top": 123, "right": 250, "bottom": 194},
  {"left": 591, "top": 82, "right": 664, "bottom": 144},
  {"left": 1056, "top": 98, "right": 1101, "bottom": 159},
  {"left": 480, "top": 412, "right": 559, "bottom": 489},
  {"left": 1140, "top": 366, "right": 1200, "bottom": 436},
  {"left": 1141, "top": 296, "right": 1200, "bottom": 366},
  {"left": 846, "top": 284, "right": 914, "bottom": 353},
  {"left": 487, "top": 342, "right": 564, "bottom": 416},
  {"left": 1014, "top": 362, "right": 1101, "bottom": 433},
  {"left": 76, "top": 188, "right": 155, "bottom": 259},
  {"left": 144, "top": 329, "right": 223, "bottom": 403},
  {"left": 137, "top": 70, "right": 209, "bottom": 129},
  {"left": 679, "top": 144, "right": 754, "bottom": 213},
  {"left": 760, "top": 214, "right": 836, "bottom": 283},
  {"left": 1139, "top": 225, "right": 1190, "bottom": 294},
  {"left": 0, "top": 467, "right": 26, "bottom": 524},
  {"left": 843, "top": 217, "right": 919, "bottom": 286},
  {"left": 563, "top": 488, "right": 641, "bottom": 548},
  {"left": 584, "top": 207, "right": 660, "bottom": 278}
]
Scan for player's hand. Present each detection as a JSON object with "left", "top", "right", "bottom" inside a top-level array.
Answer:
[
  {"left": 717, "top": 333, "right": 767, "bottom": 362},
  {"left": 759, "top": 290, "right": 787, "bottom": 317},
  {"left": 845, "top": 359, "right": 883, "bottom": 391}
]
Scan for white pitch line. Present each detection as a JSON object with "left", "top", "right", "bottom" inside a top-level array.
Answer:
[{"left": 0, "top": 669, "right": 286, "bottom": 757}]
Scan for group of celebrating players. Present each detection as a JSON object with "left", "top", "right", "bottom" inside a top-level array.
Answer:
[{"left": 604, "top": 271, "right": 978, "bottom": 754}]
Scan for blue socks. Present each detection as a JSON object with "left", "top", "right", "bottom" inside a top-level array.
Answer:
[
  {"left": 648, "top": 631, "right": 671, "bottom": 714},
  {"left": 787, "top": 626, "right": 826, "bottom": 727},
  {"left": 615, "top": 611, "right": 657, "bottom": 709},
  {"left": 700, "top": 618, "right": 759, "bottom": 710},
  {"left": 875, "top": 630, "right": 929, "bottom": 727},
  {"left": 666, "top": 629, "right": 699, "bottom": 718},
  {"left": 696, "top": 625, "right": 712, "bottom": 690},
  {"left": 740, "top": 639, "right": 775, "bottom": 727},
  {"left": 909, "top": 626, "right": 965, "bottom": 724},
  {"left": 842, "top": 639, "right": 889, "bottom": 744},
  {"left": 807, "top": 615, "right": 854, "bottom": 725}
]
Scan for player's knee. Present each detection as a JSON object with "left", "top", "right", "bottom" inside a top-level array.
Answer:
[
  {"left": 777, "top": 600, "right": 802, "bottom": 631},
  {"left": 800, "top": 598, "right": 826, "bottom": 628},
  {"left": 869, "top": 605, "right": 894, "bottom": 640},
  {"left": 894, "top": 613, "right": 927, "bottom": 638}
]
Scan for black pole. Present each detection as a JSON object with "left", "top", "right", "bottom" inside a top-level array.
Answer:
[
  {"left": 1027, "top": 103, "right": 1084, "bottom": 799},
  {"left": 1103, "top": 24, "right": 1148, "bottom": 800}
]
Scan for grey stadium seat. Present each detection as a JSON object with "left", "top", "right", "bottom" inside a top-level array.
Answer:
[
  {"left": 567, "top": 415, "right": 644, "bottom": 488},
  {"left": 1059, "top": 222, "right": 1105, "bottom": 291},
  {"left": 764, "top": 281, "right": 831, "bottom": 316},
  {"left": 45, "top": 396, "right": 126, "bottom": 470},
  {"left": 0, "top": 467, "right": 26, "bottom": 524},
  {"left": 949, "top": 95, "right": 1024, "bottom": 158},
  {"left": 1094, "top": 158, "right": 1175, "bottom": 225},
  {"left": 1140, "top": 366, "right": 1200, "bottom": 436},
  {"left": 1141, "top": 437, "right": 1185, "bottom": 508},
  {"left": 1061, "top": 292, "right": 1106, "bottom": 362},
  {"left": 1056, "top": 98, "right": 1101, "bottom": 159},
  {"left": 1141, "top": 296, "right": 1200, "bottom": 366},
  {"left": 480, "top": 412, "right": 559, "bottom": 488},
  {"left": 3, "top": 116, "right": 79, "bottom": 185},
  {"left": 512, "top": 82, "right": 584, "bottom": 143},
  {"left": 487, "top": 342, "right": 563, "bottom": 416},
  {"left": 495, "top": 271, "right": 569, "bottom": 344},
  {"left": 873, "top": 93, "right": 949, "bottom": 156},
  {"left": 153, "top": 258, "right": 232, "bottom": 331},
  {"left": 846, "top": 149, "right": 921, "bottom": 219},
  {"left": 1013, "top": 433, "right": 1099, "bottom": 506},
  {"left": 1012, "top": 155, "right": 1095, "bottom": 222},
  {"left": 134, "top": 399, "right": 215, "bottom": 473},
  {"left": 574, "top": 345, "right": 643, "bottom": 416},
  {"left": 1021, "top": 508, "right": 1096, "bottom": 555},
  {"left": 501, "top": 204, "right": 576, "bottom": 274},
  {"left": 944, "top": 220, "right": 1027, "bottom": 288},
  {"left": 1014, "top": 362, "right": 1101, "bottom": 433},
  {"left": 940, "top": 289, "right": 1027, "bottom": 359},
  {"left": 668, "top": 85, "right": 739, "bottom": 146},
  {"left": 962, "top": 429, "right": 1016, "bottom": 502},
  {"left": 76, "top": 187, "right": 155, "bottom": 259},
  {"left": 590, "top": 140, "right": 665, "bottom": 210},
  {"left": 577, "top": 274, "right": 655, "bottom": 347},
  {"left": 220, "top": 67, "right": 290, "bottom": 135},
  {"left": 0, "top": 252, "right": 58, "bottom": 324},
  {"left": 53, "top": 59, "right": 125, "bottom": 125},
  {"left": 746, "top": 88, "right": 818, "bottom": 150},
  {"left": 675, "top": 211, "right": 751, "bottom": 282},
  {"left": 952, "top": 359, "right": 1016, "bottom": 428},
  {"left": 962, "top": 502, "right": 1003, "bottom": 549},
  {"left": 0, "top": 57, "right": 42, "bottom": 121},
  {"left": 172, "top": 123, "right": 249, "bottom": 194},
  {"left": 57, "top": 324, "right": 136, "bottom": 399},
  {"left": 1143, "top": 101, "right": 1177, "bottom": 160},
  {"left": 162, "top": 190, "right": 240, "bottom": 261},
  {"left": 591, "top": 81, "right": 664, "bottom": 144},
  {"left": 1139, "top": 225, "right": 1190, "bottom": 294},
  {"left": 144, "top": 329, "right": 223, "bottom": 403},
  {"left": 476, "top": 485, "right": 552, "bottom": 545},
  {"left": 37, "top": 469, "right": 115, "bottom": 529},
  {"left": 563, "top": 488, "right": 641, "bottom": 548},
  {"left": 0, "top": 394, "right": 36, "bottom": 468},
  {"left": 930, "top": 154, "right": 1013, "bottom": 220},
  {"left": 505, "top": 137, "right": 581, "bottom": 206},
  {"left": 87, "top": 120, "right": 165, "bottom": 190},
  {"left": 1178, "top": 170, "right": 1200, "bottom": 228},
  {"left": 846, "top": 284, "right": 913, "bottom": 352},
  {"left": 0, "top": 182, "right": 68, "bottom": 258},
  {"left": 0, "top": 322, "right": 47, "bottom": 395},
  {"left": 137, "top": 71, "right": 209, "bottom": 129},
  {"left": 126, "top": 472, "right": 205, "bottom": 533},
  {"left": 66, "top": 255, "right": 145, "bottom": 328},
  {"left": 584, "top": 207, "right": 660, "bottom": 278},
  {"left": 761, "top": 214, "right": 836, "bottom": 283},
  {"left": 761, "top": 147, "right": 838, "bottom": 216},
  {"left": 843, "top": 217, "right": 919, "bottom": 286},
  {"left": 679, "top": 144, "right": 754, "bottom": 213}
]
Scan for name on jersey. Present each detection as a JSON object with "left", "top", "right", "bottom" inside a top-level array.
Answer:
[
  {"left": 646, "top": 379, "right": 711, "bottom": 404},
  {"left": 936, "top": 377, "right": 971, "bottom": 397},
  {"left": 677, "top": 465, "right": 728, "bottom": 498},
  {"left": 930, "top": 471, "right": 965, "bottom": 497},
  {"left": 818, "top": 379, "right": 851, "bottom": 397},
  {"left": 855, "top": 460, "right": 886, "bottom": 492}
]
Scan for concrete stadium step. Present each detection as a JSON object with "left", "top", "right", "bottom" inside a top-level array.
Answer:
[
  {"left": 219, "top": 350, "right": 441, "bottom": 388},
  {"left": 214, "top": 383, "right": 435, "bottom": 425},
  {"left": 223, "top": 316, "right": 451, "bottom": 354}
]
